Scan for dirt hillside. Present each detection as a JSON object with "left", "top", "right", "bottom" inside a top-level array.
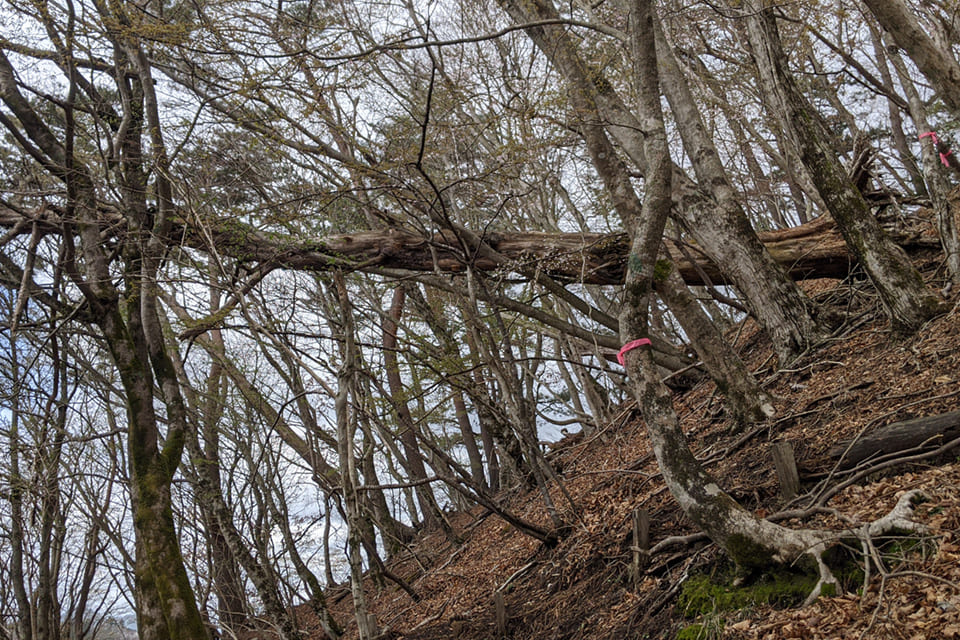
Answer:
[{"left": 301, "top": 263, "right": 960, "bottom": 640}]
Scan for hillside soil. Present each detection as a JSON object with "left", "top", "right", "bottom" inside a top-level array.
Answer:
[{"left": 297, "top": 256, "right": 960, "bottom": 640}]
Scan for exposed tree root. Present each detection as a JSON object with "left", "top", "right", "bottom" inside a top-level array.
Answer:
[{"left": 795, "top": 489, "right": 930, "bottom": 605}]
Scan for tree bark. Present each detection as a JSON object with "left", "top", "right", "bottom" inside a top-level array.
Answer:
[
  {"left": 496, "top": 0, "right": 824, "bottom": 361},
  {"left": 382, "top": 285, "right": 457, "bottom": 539},
  {"left": 744, "top": 3, "right": 945, "bottom": 333},
  {"left": 829, "top": 410, "right": 960, "bottom": 469},
  {"left": 862, "top": 0, "right": 960, "bottom": 122}
]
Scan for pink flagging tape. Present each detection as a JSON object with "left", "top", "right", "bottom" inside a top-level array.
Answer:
[
  {"left": 617, "top": 338, "right": 652, "bottom": 366},
  {"left": 920, "top": 131, "right": 953, "bottom": 167}
]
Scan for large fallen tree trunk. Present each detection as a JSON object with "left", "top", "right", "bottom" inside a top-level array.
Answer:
[
  {"left": 0, "top": 203, "right": 945, "bottom": 286},
  {"left": 202, "top": 209, "right": 943, "bottom": 285}
]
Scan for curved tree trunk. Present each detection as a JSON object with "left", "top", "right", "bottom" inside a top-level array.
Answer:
[{"left": 615, "top": 0, "right": 839, "bottom": 597}]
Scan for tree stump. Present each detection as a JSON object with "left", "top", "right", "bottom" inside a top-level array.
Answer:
[{"left": 772, "top": 441, "right": 800, "bottom": 500}]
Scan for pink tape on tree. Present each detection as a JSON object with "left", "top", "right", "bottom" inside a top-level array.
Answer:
[
  {"left": 617, "top": 338, "right": 652, "bottom": 366},
  {"left": 920, "top": 131, "right": 953, "bottom": 166}
]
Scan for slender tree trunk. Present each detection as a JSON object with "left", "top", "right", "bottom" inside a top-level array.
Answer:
[
  {"left": 71, "top": 518, "right": 104, "bottom": 640},
  {"left": 359, "top": 421, "right": 416, "bottom": 557},
  {"left": 37, "top": 349, "right": 67, "bottom": 640},
  {"left": 186, "top": 281, "right": 251, "bottom": 636},
  {"left": 462, "top": 309, "right": 527, "bottom": 486},
  {"left": 186, "top": 425, "right": 301, "bottom": 640},
  {"left": 478, "top": 416, "right": 501, "bottom": 493},
  {"left": 332, "top": 273, "right": 377, "bottom": 640},
  {"left": 452, "top": 390, "right": 487, "bottom": 489},
  {"left": 107, "top": 332, "right": 209, "bottom": 640},
  {"left": 382, "top": 285, "right": 456, "bottom": 539},
  {"left": 7, "top": 336, "right": 33, "bottom": 640},
  {"left": 260, "top": 463, "right": 343, "bottom": 639},
  {"left": 655, "top": 266, "right": 775, "bottom": 426},
  {"left": 870, "top": 34, "right": 928, "bottom": 197}
]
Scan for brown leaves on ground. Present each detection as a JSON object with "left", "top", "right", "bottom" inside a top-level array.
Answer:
[
  {"left": 727, "top": 465, "right": 960, "bottom": 640},
  {"left": 304, "top": 278, "right": 960, "bottom": 640}
]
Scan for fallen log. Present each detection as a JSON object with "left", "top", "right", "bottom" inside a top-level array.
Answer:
[
  {"left": 0, "top": 202, "right": 945, "bottom": 285},
  {"left": 829, "top": 409, "right": 960, "bottom": 470},
  {"left": 200, "top": 209, "right": 944, "bottom": 286}
]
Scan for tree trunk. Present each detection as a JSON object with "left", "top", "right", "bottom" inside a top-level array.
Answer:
[
  {"left": 382, "top": 285, "right": 456, "bottom": 539},
  {"left": 453, "top": 390, "right": 488, "bottom": 489},
  {"left": 332, "top": 273, "right": 378, "bottom": 640},
  {"left": 653, "top": 15, "right": 828, "bottom": 361},
  {"left": 462, "top": 307, "right": 529, "bottom": 486},
  {"left": 862, "top": 0, "right": 960, "bottom": 122},
  {"left": 884, "top": 33, "right": 960, "bottom": 286},
  {"left": 870, "top": 33, "right": 928, "bottom": 198},
  {"left": 655, "top": 266, "right": 775, "bottom": 426},
  {"left": 505, "top": 0, "right": 819, "bottom": 359},
  {"left": 198, "top": 313, "right": 250, "bottom": 636},
  {"left": 185, "top": 423, "right": 301, "bottom": 640},
  {"left": 105, "top": 310, "right": 209, "bottom": 640},
  {"left": 6, "top": 336, "right": 33, "bottom": 640},
  {"left": 359, "top": 420, "right": 417, "bottom": 557},
  {"left": 744, "top": 3, "right": 944, "bottom": 333},
  {"left": 615, "top": 0, "right": 839, "bottom": 592},
  {"left": 829, "top": 410, "right": 960, "bottom": 469}
]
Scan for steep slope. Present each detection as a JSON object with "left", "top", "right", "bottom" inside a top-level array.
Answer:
[{"left": 303, "top": 265, "right": 960, "bottom": 640}]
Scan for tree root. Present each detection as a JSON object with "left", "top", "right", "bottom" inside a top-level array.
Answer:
[{"left": 799, "top": 489, "right": 930, "bottom": 606}]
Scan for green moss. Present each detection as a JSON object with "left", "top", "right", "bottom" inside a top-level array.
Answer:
[
  {"left": 653, "top": 258, "right": 674, "bottom": 282},
  {"left": 676, "top": 621, "right": 723, "bottom": 640},
  {"left": 725, "top": 534, "right": 776, "bottom": 571},
  {"left": 677, "top": 571, "right": 817, "bottom": 618},
  {"left": 182, "top": 305, "right": 232, "bottom": 331}
]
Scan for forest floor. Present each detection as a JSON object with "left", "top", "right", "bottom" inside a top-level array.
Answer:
[{"left": 299, "top": 256, "right": 960, "bottom": 640}]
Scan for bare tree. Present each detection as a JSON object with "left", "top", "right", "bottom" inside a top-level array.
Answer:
[
  {"left": 741, "top": 1, "right": 944, "bottom": 332},
  {"left": 862, "top": 0, "right": 960, "bottom": 122}
]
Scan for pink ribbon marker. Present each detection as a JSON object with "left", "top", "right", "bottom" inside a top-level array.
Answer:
[
  {"left": 617, "top": 338, "right": 652, "bottom": 366},
  {"left": 920, "top": 131, "right": 953, "bottom": 167}
]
